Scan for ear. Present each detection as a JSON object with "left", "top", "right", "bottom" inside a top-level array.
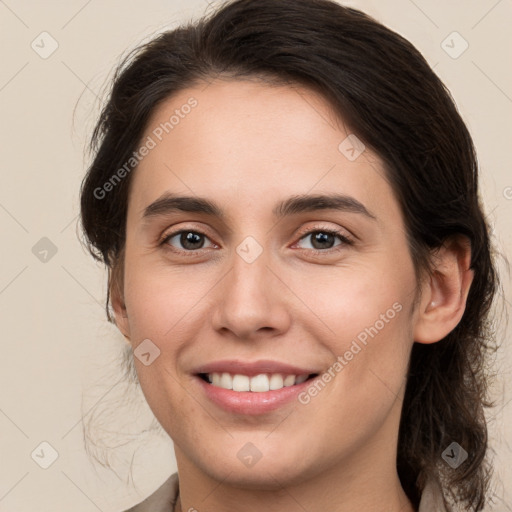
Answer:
[
  {"left": 109, "top": 261, "right": 131, "bottom": 343},
  {"left": 413, "top": 236, "right": 474, "bottom": 344}
]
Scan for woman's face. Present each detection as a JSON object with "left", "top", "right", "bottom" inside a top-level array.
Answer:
[{"left": 116, "top": 79, "right": 421, "bottom": 487}]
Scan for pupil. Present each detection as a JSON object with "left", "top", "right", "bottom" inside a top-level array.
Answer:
[
  {"left": 182, "top": 232, "right": 204, "bottom": 250},
  {"left": 313, "top": 232, "right": 334, "bottom": 249}
]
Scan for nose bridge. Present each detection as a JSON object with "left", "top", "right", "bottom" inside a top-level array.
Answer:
[
  {"left": 211, "top": 237, "right": 290, "bottom": 338},
  {"left": 231, "top": 242, "right": 269, "bottom": 301}
]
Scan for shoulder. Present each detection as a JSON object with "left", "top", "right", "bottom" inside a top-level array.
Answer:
[
  {"left": 418, "top": 478, "right": 447, "bottom": 512},
  {"left": 122, "top": 472, "right": 179, "bottom": 512},
  {"left": 121, "top": 472, "right": 445, "bottom": 512}
]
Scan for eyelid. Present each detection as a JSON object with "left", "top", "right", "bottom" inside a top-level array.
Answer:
[
  {"left": 294, "top": 222, "right": 353, "bottom": 241},
  {"left": 159, "top": 223, "right": 354, "bottom": 254},
  {"left": 158, "top": 225, "right": 217, "bottom": 252},
  {"left": 291, "top": 224, "right": 354, "bottom": 251}
]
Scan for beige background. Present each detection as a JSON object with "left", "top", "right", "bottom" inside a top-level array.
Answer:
[{"left": 0, "top": 0, "right": 510, "bottom": 510}]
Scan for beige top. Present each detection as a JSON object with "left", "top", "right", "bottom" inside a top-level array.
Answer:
[{"left": 123, "top": 472, "right": 447, "bottom": 512}]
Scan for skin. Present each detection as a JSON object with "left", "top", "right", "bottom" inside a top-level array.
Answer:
[{"left": 112, "top": 79, "right": 474, "bottom": 512}]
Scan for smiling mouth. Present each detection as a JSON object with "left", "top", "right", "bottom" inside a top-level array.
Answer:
[{"left": 197, "top": 372, "right": 319, "bottom": 392}]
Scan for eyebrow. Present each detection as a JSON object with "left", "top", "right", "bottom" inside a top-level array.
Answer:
[
  {"left": 141, "top": 192, "right": 376, "bottom": 222},
  {"left": 274, "top": 193, "right": 376, "bottom": 220}
]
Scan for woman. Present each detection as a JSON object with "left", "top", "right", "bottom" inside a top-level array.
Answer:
[{"left": 79, "top": 0, "right": 498, "bottom": 510}]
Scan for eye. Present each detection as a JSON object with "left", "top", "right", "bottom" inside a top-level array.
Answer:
[
  {"left": 295, "top": 228, "right": 353, "bottom": 252},
  {"left": 161, "top": 230, "right": 216, "bottom": 252}
]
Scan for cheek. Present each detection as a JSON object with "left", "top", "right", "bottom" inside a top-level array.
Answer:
[
  {"left": 306, "top": 259, "right": 412, "bottom": 342},
  {"left": 122, "top": 260, "right": 211, "bottom": 341},
  {"left": 121, "top": 263, "right": 216, "bottom": 418},
  {"left": 301, "top": 286, "right": 412, "bottom": 457},
  {"left": 310, "top": 257, "right": 415, "bottom": 401}
]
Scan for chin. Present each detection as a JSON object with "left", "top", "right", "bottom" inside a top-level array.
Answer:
[{"left": 190, "top": 442, "right": 318, "bottom": 490}]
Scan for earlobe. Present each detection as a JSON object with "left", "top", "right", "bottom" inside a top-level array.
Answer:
[
  {"left": 109, "top": 263, "right": 131, "bottom": 342},
  {"left": 112, "top": 290, "right": 131, "bottom": 342},
  {"left": 413, "top": 236, "right": 474, "bottom": 344}
]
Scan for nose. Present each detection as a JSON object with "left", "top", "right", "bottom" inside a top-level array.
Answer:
[{"left": 211, "top": 247, "right": 292, "bottom": 341}]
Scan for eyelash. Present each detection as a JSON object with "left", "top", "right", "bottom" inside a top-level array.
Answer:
[
  {"left": 293, "top": 226, "right": 354, "bottom": 254},
  {"left": 158, "top": 225, "right": 354, "bottom": 256}
]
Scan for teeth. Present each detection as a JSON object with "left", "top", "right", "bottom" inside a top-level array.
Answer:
[
  {"left": 295, "top": 374, "right": 309, "bottom": 384},
  {"left": 204, "top": 372, "right": 310, "bottom": 392},
  {"left": 220, "top": 372, "right": 232, "bottom": 389},
  {"left": 283, "top": 375, "right": 295, "bottom": 387},
  {"left": 250, "top": 374, "right": 269, "bottom": 392},
  {"left": 269, "top": 374, "right": 283, "bottom": 390},
  {"left": 232, "top": 374, "right": 250, "bottom": 392}
]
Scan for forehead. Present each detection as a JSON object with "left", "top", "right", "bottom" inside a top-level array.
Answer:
[
  {"left": 127, "top": 79, "right": 398, "bottom": 225},
  {"left": 144, "top": 78, "right": 348, "bottom": 163}
]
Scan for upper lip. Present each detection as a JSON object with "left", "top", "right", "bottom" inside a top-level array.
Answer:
[{"left": 193, "top": 359, "right": 320, "bottom": 377}]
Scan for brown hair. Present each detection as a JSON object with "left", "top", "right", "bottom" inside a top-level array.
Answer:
[{"left": 79, "top": 0, "right": 498, "bottom": 509}]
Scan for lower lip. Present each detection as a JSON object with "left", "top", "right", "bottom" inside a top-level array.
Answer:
[{"left": 195, "top": 375, "right": 316, "bottom": 415}]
